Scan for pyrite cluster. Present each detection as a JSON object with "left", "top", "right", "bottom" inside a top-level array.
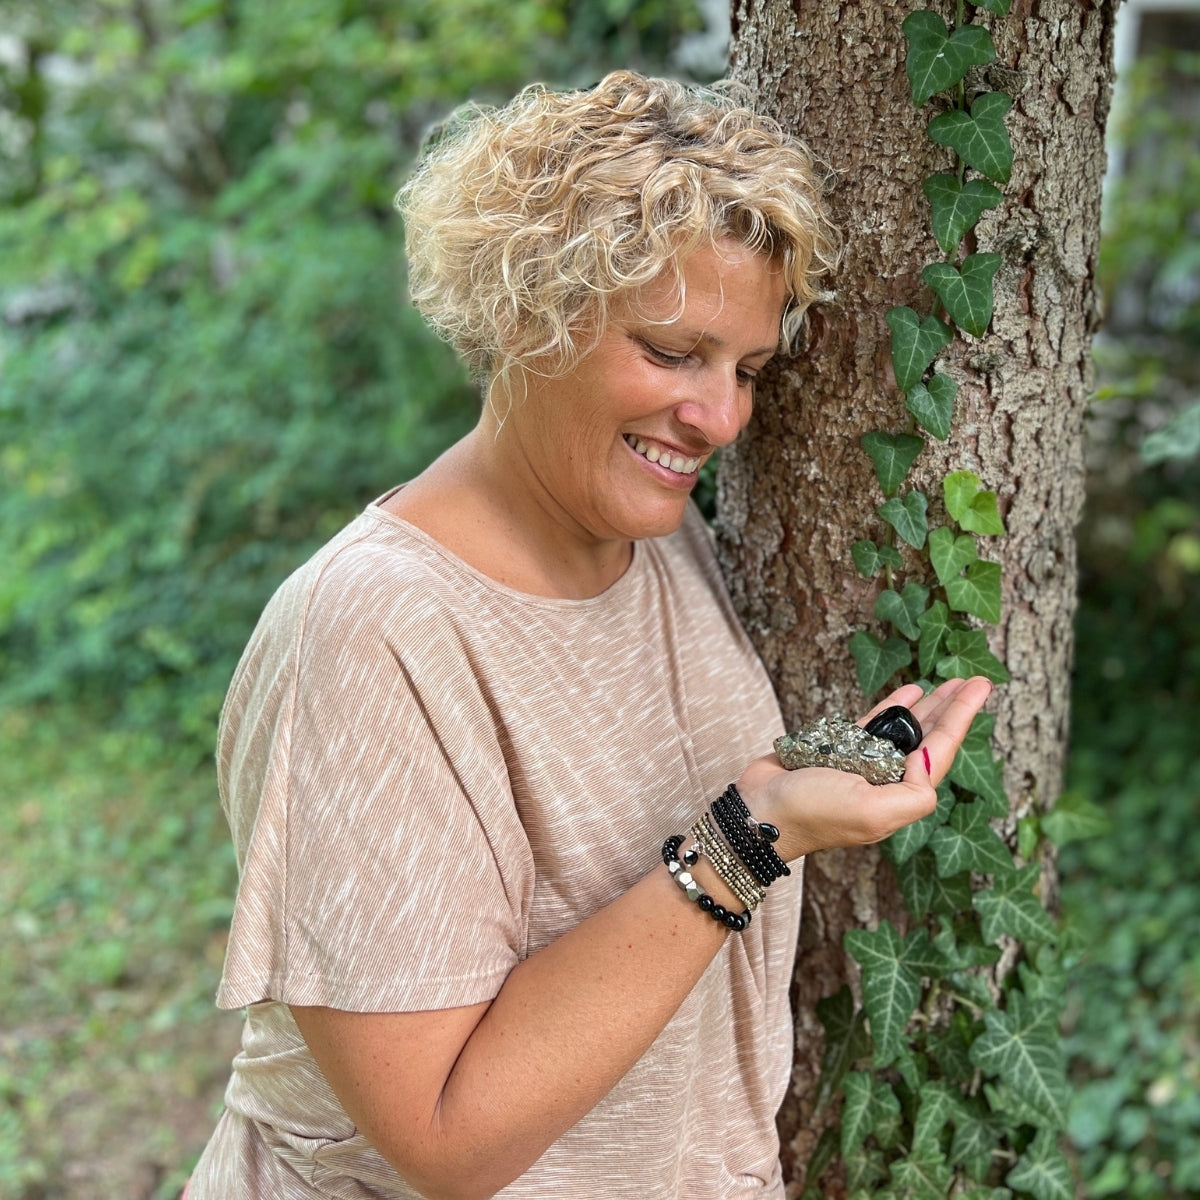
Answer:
[{"left": 773, "top": 717, "right": 907, "bottom": 786}]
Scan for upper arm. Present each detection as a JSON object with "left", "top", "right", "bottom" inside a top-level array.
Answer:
[{"left": 290, "top": 1000, "right": 494, "bottom": 1199}]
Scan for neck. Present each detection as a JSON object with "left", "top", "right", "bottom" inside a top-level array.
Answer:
[{"left": 460, "top": 414, "right": 634, "bottom": 598}]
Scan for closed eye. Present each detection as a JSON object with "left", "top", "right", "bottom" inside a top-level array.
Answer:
[{"left": 641, "top": 340, "right": 690, "bottom": 368}]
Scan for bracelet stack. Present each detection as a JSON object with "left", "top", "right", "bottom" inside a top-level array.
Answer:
[{"left": 662, "top": 783, "right": 790, "bottom": 935}]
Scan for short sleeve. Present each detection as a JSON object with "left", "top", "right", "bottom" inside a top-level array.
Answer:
[{"left": 215, "top": 538, "right": 534, "bottom": 1013}]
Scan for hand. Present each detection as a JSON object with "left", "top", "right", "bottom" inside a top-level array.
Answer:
[{"left": 737, "top": 676, "right": 994, "bottom": 862}]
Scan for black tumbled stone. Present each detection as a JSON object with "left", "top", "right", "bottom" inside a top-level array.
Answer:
[{"left": 864, "top": 705, "right": 923, "bottom": 755}]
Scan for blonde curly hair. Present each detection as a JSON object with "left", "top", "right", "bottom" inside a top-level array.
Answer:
[{"left": 397, "top": 70, "right": 841, "bottom": 388}]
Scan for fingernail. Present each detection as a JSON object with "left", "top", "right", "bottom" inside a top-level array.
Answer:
[{"left": 922, "top": 747, "right": 931, "bottom": 775}]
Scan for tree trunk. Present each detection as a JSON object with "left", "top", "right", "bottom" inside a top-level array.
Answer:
[{"left": 719, "top": 0, "right": 1117, "bottom": 1190}]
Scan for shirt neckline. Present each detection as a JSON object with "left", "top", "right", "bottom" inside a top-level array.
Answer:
[{"left": 364, "top": 489, "right": 650, "bottom": 612}]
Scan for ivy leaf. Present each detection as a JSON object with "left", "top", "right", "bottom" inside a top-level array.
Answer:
[
  {"left": 845, "top": 1145, "right": 888, "bottom": 1195},
  {"left": 912, "top": 1082, "right": 959, "bottom": 1157},
  {"left": 974, "top": 863, "right": 1058, "bottom": 944},
  {"left": 949, "top": 1096, "right": 1006, "bottom": 1180},
  {"left": 1020, "top": 949, "right": 1068, "bottom": 1004},
  {"left": 1017, "top": 815, "right": 1041, "bottom": 861},
  {"left": 935, "top": 916, "right": 1003, "bottom": 973},
  {"left": 1006, "top": 1129, "right": 1073, "bottom": 1200},
  {"left": 862, "top": 431, "right": 925, "bottom": 496},
  {"left": 929, "top": 800, "right": 1013, "bottom": 877},
  {"left": 851, "top": 539, "right": 905, "bottom": 578},
  {"left": 926, "top": 1007, "right": 978, "bottom": 1085},
  {"left": 948, "top": 711, "right": 1008, "bottom": 813},
  {"left": 890, "top": 1149, "right": 954, "bottom": 1200},
  {"left": 815, "top": 986, "right": 872, "bottom": 1113},
  {"left": 928, "top": 525, "right": 977, "bottom": 585},
  {"left": 849, "top": 631, "right": 912, "bottom": 695},
  {"left": 945, "top": 469, "right": 1007, "bottom": 534},
  {"left": 922, "top": 253, "right": 1002, "bottom": 338},
  {"left": 969, "top": 991, "right": 1070, "bottom": 1126},
  {"left": 1041, "top": 790, "right": 1111, "bottom": 846},
  {"left": 946, "top": 559, "right": 1002, "bottom": 623},
  {"left": 845, "top": 921, "right": 944, "bottom": 1067},
  {"left": 917, "top": 599, "right": 952, "bottom": 677},
  {"left": 937, "top": 628, "right": 1010, "bottom": 684},
  {"left": 906, "top": 373, "right": 958, "bottom": 440},
  {"left": 886, "top": 306, "right": 954, "bottom": 392},
  {"left": 975, "top": 0, "right": 1012, "bottom": 13},
  {"left": 875, "top": 581, "right": 930, "bottom": 640},
  {"left": 841, "top": 1070, "right": 902, "bottom": 1157},
  {"left": 928, "top": 91, "right": 1014, "bottom": 184},
  {"left": 878, "top": 490, "right": 929, "bottom": 548},
  {"left": 923, "top": 174, "right": 1004, "bottom": 255},
  {"left": 895, "top": 848, "right": 973, "bottom": 918},
  {"left": 885, "top": 780, "right": 954, "bottom": 865},
  {"left": 902, "top": 11, "right": 996, "bottom": 104}
]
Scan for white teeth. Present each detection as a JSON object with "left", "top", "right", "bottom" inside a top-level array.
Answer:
[{"left": 625, "top": 434, "right": 700, "bottom": 475}]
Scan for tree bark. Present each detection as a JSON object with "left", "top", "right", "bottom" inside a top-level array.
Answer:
[{"left": 719, "top": 0, "right": 1118, "bottom": 1190}]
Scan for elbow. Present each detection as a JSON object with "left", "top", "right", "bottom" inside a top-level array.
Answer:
[
  {"left": 397, "top": 1164, "right": 506, "bottom": 1200},
  {"left": 382, "top": 1123, "right": 519, "bottom": 1200}
]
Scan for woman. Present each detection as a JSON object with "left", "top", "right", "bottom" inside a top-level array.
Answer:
[{"left": 188, "top": 71, "right": 991, "bottom": 1198}]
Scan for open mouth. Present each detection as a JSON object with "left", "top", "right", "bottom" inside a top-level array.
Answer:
[{"left": 623, "top": 434, "right": 701, "bottom": 476}]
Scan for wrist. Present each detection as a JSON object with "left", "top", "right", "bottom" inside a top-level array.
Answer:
[{"left": 735, "top": 771, "right": 812, "bottom": 865}]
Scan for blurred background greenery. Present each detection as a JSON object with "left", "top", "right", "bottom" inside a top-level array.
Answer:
[{"left": 0, "top": 2, "right": 1196, "bottom": 1197}]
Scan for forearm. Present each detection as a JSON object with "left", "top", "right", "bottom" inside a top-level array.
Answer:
[
  {"left": 439, "top": 863, "right": 731, "bottom": 1193},
  {"left": 295, "top": 850, "right": 745, "bottom": 1200}
]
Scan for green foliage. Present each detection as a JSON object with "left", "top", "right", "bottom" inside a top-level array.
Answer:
[
  {"left": 1096, "top": 49, "right": 1200, "bottom": 473},
  {"left": 1058, "top": 556, "right": 1200, "bottom": 1198},
  {"left": 1064, "top": 52, "right": 1200, "bottom": 1190},
  {"left": 0, "top": 0, "right": 710, "bottom": 747}
]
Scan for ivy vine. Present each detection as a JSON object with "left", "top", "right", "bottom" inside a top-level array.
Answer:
[{"left": 802, "top": 4, "right": 1100, "bottom": 1198}]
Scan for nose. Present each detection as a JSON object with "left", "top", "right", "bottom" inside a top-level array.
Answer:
[{"left": 674, "top": 368, "right": 751, "bottom": 449}]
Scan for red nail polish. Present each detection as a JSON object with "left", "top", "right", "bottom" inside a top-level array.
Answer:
[{"left": 922, "top": 747, "right": 931, "bottom": 775}]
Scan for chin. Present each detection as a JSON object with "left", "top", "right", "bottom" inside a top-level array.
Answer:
[{"left": 619, "top": 499, "right": 692, "bottom": 542}]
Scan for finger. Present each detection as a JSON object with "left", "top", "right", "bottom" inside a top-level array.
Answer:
[
  {"left": 859, "top": 682, "right": 927, "bottom": 726},
  {"left": 908, "top": 676, "right": 969, "bottom": 729},
  {"left": 910, "top": 677, "right": 994, "bottom": 782}
]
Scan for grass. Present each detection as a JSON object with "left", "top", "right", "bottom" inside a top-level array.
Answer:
[{"left": 0, "top": 706, "right": 242, "bottom": 1199}]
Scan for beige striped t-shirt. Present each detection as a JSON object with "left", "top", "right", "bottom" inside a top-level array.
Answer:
[{"left": 191, "top": 495, "right": 803, "bottom": 1199}]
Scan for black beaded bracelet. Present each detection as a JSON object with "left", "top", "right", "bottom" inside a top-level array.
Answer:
[
  {"left": 661, "top": 835, "right": 752, "bottom": 932},
  {"left": 714, "top": 803, "right": 789, "bottom": 888},
  {"left": 711, "top": 785, "right": 791, "bottom": 886}
]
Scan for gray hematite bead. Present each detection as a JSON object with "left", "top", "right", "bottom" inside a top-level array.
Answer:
[{"left": 773, "top": 716, "right": 906, "bottom": 786}]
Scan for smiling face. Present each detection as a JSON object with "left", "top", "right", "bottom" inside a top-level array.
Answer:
[{"left": 484, "top": 240, "right": 788, "bottom": 561}]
